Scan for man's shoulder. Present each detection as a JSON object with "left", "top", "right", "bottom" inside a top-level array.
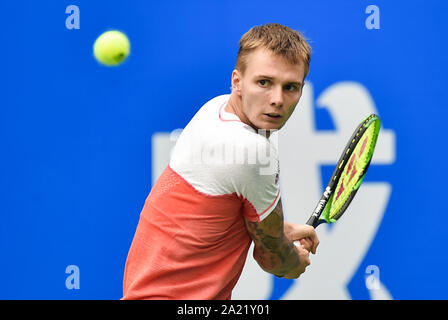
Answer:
[
  {"left": 184, "top": 94, "right": 265, "bottom": 144},
  {"left": 194, "top": 94, "right": 230, "bottom": 119}
]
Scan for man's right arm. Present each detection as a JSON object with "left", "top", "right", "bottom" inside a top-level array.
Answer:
[{"left": 244, "top": 199, "right": 311, "bottom": 279}]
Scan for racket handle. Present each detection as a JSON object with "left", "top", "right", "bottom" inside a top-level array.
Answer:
[{"left": 306, "top": 215, "right": 318, "bottom": 228}]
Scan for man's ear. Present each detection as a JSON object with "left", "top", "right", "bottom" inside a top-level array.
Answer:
[{"left": 231, "top": 69, "right": 242, "bottom": 95}]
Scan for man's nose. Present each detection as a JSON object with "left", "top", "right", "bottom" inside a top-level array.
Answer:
[{"left": 270, "top": 86, "right": 284, "bottom": 107}]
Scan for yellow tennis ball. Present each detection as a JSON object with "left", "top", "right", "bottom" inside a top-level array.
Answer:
[{"left": 93, "top": 30, "right": 130, "bottom": 66}]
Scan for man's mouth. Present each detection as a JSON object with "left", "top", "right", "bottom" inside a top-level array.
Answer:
[{"left": 264, "top": 113, "right": 282, "bottom": 118}]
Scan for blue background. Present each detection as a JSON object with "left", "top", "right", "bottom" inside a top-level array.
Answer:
[{"left": 1, "top": 0, "right": 447, "bottom": 299}]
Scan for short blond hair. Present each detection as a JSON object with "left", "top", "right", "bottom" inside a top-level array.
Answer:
[{"left": 236, "top": 23, "right": 312, "bottom": 79}]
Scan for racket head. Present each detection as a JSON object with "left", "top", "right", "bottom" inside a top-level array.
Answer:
[{"left": 313, "top": 114, "right": 381, "bottom": 227}]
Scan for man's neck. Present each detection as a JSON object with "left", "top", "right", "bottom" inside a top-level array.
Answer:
[
  {"left": 224, "top": 92, "right": 245, "bottom": 122},
  {"left": 225, "top": 92, "right": 271, "bottom": 139}
]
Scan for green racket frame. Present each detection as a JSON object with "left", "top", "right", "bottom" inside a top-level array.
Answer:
[{"left": 306, "top": 114, "right": 381, "bottom": 228}]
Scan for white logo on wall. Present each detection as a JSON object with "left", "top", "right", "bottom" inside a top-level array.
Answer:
[{"left": 151, "top": 81, "right": 396, "bottom": 300}]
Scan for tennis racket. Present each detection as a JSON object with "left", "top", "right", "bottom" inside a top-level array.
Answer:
[{"left": 306, "top": 114, "right": 381, "bottom": 228}]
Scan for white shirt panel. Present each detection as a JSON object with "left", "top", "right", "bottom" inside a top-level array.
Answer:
[{"left": 170, "top": 95, "right": 281, "bottom": 221}]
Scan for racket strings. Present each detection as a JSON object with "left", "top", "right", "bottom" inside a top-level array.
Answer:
[{"left": 328, "top": 119, "right": 380, "bottom": 220}]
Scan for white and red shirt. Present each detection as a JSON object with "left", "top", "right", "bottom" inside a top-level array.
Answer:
[{"left": 122, "top": 94, "right": 281, "bottom": 300}]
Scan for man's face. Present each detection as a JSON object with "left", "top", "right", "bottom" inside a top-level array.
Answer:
[{"left": 233, "top": 47, "right": 305, "bottom": 130}]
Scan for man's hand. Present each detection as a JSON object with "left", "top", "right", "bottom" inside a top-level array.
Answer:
[
  {"left": 283, "top": 243, "right": 311, "bottom": 279},
  {"left": 284, "top": 222, "right": 319, "bottom": 254}
]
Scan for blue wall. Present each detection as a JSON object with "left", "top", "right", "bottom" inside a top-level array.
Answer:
[{"left": 1, "top": 0, "right": 447, "bottom": 299}]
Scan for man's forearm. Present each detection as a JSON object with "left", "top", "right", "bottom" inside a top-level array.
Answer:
[
  {"left": 245, "top": 199, "right": 306, "bottom": 279},
  {"left": 252, "top": 233, "right": 301, "bottom": 278}
]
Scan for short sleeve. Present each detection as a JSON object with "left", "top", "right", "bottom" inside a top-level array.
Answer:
[
  {"left": 227, "top": 134, "right": 281, "bottom": 222},
  {"left": 169, "top": 100, "right": 281, "bottom": 223}
]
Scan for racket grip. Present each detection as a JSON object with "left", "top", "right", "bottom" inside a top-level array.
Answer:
[{"left": 306, "top": 215, "right": 318, "bottom": 228}]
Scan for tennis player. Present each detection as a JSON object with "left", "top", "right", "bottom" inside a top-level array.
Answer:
[{"left": 122, "top": 23, "right": 319, "bottom": 300}]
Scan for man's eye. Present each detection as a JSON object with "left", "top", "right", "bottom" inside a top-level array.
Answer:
[
  {"left": 258, "top": 80, "right": 269, "bottom": 87},
  {"left": 284, "top": 84, "right": 299, "bottom": 92}
]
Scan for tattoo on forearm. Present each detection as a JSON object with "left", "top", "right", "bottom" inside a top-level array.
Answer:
[{"left": 245, "top": 200, "right": 299, "bottom": 277}]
